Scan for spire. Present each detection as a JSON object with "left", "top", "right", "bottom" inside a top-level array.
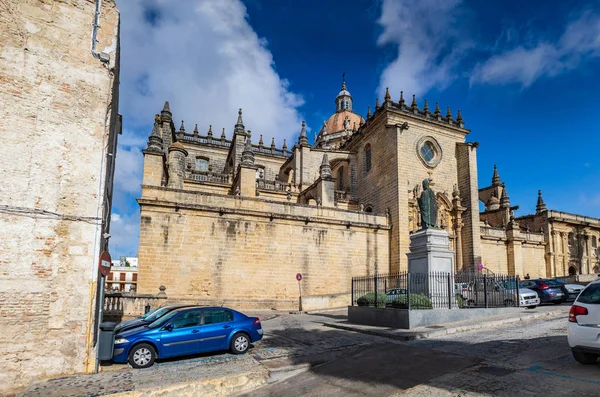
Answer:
[
  {"left": 207, "top": 125, "right": 213, "bottom": 137},
  {"left": 147, "top": 116, "right": 163, "bottom": 151},
  {"left": 179, "top": 120, "right": 185, "bottom": 132},
  {"left": 259, "top": 134, "right": 264, "bottom": 147},
  {"left": 536, "top": 190, "right": 547, "bottom": 214},
  {"left": 161, "top": 101, "right": 172, "bottom": 120},
  {"left": 423, "top": 99, "right": 429, "bottom": 114},
  {"left": 446, "top": 106, "right": 452, "bottom": 119},
  {"left": 367, "top": 106, "right": 372, "bottom": 118},
  {"left": 241, "top": 133, "right": 255, "bottom": 166},
  {"left": 341, "top": 72, "right": 347, "bottom": 91},
  {"left": 319, "top": 153, "right": 332, "bottom": 179},
  {"left": 384, "top": 87, "right": 391, "bottom": 102},
  {"left": 500, "top": 183, "right": 510, "bottom": 208},
  {"left": 492, "top": 164, "right": 501, "bottom": 186},
  {"left": 457, "top": 109, "right": 463, "bottom": 123},
  {"left": 434, "top": 102, "right": 441, "bottom": 116},
  {"left": 375, "top": 98, "right": 380, "bottom": 111},
  {"left": 411, "top": 94, "right": 417, "bottom": 109},
  {"left": 234, "top": 108, "right": 245, "bottom": 135},
  {"left": 193, "top": 124, "right": 199, "bottom": 135},
  {"left": 282, "top": 139, "right": 287, "bottom": 151},
  {"left": 271, "top": 137, "right": 275, "bottom": 149},
  {"left": 221, "top": 128, "right": 226, "bottom": 139},
  {"left": 298, "top": 121, "right": 309, "bottom": 146},
  {"left": 399, "top": 91, "right": 405, "bottom": 106}
]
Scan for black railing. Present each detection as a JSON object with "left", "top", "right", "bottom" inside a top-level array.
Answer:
[{"left": 351, "top": 271, "right": 521, "bottom": 310}]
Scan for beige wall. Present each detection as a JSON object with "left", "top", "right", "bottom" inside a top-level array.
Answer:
[
  {"left": 480, "top": 239, "right": 509, "bottom": 275},
  {"left": 0, "top": 0, "right": 119, "bottom": 392},
  {"left": 136, "top": 187, "right": 389, "bottom": 310}
]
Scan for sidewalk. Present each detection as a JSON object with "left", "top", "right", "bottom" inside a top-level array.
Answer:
[
  {"left": 322, "top": 305, "right": 570, "bottom": 341},
  {"left": 17, "top": 354, "right": 268, "bottom": 397}
]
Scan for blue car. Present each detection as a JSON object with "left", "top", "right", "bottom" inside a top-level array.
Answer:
[{"left": 112, "top": 306, "right": 263, "bottom": 368}]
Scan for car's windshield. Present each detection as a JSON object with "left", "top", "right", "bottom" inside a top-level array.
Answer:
[
  {"left": 143, "top": 306, "right": 175, "bottom": 322},
  {"left": 147, "top": 309, "right": 182, "bottom": 328},
  {"left": 542, "top": 280, "right": 562, "bottom": 287},
  {"left": 576, "top": 284, "right": 600, "bottom": 304},
  {"left": 140, "top": 306, "right": 163, "bottom": 320}
]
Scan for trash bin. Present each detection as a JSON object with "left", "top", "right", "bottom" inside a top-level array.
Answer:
[{"left": 98, "top": 322, "right": 117, "bottom": 361}]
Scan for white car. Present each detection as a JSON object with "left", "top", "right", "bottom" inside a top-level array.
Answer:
[
  {"left": 567, "top": 279, "right": 600, "bottom": 365},
  {"left": 519, "top": 288, "right": 540, "bottom": 308}
]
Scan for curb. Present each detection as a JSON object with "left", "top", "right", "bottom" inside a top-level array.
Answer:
[{"left": 322, "top": 308, "right": 568, "bottom": 341}]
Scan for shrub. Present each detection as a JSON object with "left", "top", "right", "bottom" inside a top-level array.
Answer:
[
  {"left": 455, "top": 293, "right": 465, "bottom": 309},
  {"left": 391, "top": 293, "right": 433, "bottom": 310},
  {"left": 356, "top": 292, "right": 388, "bottom": 308}
]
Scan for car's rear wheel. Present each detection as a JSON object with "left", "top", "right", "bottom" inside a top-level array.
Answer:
[
  {"left": 526, "top": 305, "right": 537, "bottom": 309},
  {"left": 572, "top": 350, "right": 598, "bottom": 365},
  {"left": 230, "top": 333, "right": 250, "bottom": 354},
  {"left": 128, "top": 343, "right": 156, "bottom": 368}
]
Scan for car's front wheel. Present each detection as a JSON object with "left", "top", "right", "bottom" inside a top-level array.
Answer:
[
  {"left": 526, "top": 305, "right": 537, "bottom": 309},
  {"left": 230, "top": 333, "right": 250, "bottom": 354},
  {"left": 128, "top": 343, "right": 156, "bottom": 368},
  {"left": 572, "top": 350, "right": 598, "bottom": 365}
]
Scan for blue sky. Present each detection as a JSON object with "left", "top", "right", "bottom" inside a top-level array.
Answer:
[{"left": 110, "top": 0, "right": 600, "bottom": 257}]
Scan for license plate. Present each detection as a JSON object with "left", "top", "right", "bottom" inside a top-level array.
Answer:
[{"left": 556, "top": 293, "right": 563, "bottom": 296}]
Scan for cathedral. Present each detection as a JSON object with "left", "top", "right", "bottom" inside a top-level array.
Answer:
[{"left": 136, "top": 78, "right": 600, "bottom": 310}]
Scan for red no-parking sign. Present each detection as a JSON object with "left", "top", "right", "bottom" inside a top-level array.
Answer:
[{"left": 296, "top": 273, "right": 302, "bottom": 281}]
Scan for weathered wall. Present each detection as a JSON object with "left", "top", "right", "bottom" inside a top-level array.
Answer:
[
  {"left": 0, "top": 0, "right": 119, "bottom": 392},
  {"left": 480, "top": 239, "right": 509, "bottom": 275},
  {"left": 136, "top": 187, "right": 389, "bottom": 310}
]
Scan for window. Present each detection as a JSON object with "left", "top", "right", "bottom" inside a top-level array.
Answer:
[
  {"left": 119, "top": 273, "right": 126, "bottom": 281},
  {"left": 170, "top": 311, "right": 202, "bottom": 329},
  {"left": 195, "top": 158, "right": 209, "bottom": 172},
  {"left": 592, "top": 236, "right": 597, "bottom": 248},
  {"left": 203, "top": 309, "right": 234, "bottom": 325},
  {"left": 364, "top": 206, "right": 373, "bottom": 213},
  {"left": 132, "top": 273, "right": 137, "bottom": 282},
  {"left": 365, "top": 144, "right": 372, "bottom": 172},
  {"left": 420, "top": 142, "right": 435, "bottom": 163},
  {"left": 577, "top": 284, "right": 600, "bottom": 304},
  {"left": 337, "top": 167, "right": 344, "bottom": 190}
]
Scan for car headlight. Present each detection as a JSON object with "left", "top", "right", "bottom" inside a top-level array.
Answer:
[{"left": 114, "top": 338, "right": 129, "bottom": 344}]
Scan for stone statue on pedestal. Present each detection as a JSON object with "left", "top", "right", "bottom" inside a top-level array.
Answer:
[{"left": 417, "top": 178, "right": 438, "bottom": 229}]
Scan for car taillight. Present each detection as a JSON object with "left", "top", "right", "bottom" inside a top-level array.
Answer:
[
  {"left": 569, "top": 305, "right": 588, "bottom": 323},
  {"left": 253, "top": 318, "right": 261, "bottom": 326},
  {"left": 539, "top": 282, "right": 549, "bottom": 290}
]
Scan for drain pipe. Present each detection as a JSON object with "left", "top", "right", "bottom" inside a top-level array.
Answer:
[{"left": 91, "top": 0, "right": 110, "bottom": 63}]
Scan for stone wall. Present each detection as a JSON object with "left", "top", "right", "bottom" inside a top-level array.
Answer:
[
  {"left": 136, "top": 186, "right": 389, "bottom": 310},
  {"left": 0, "top": 0, "right": 119, "bottom": 392}
]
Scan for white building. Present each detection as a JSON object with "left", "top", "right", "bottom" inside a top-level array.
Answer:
[{"left": 108, "top": 257, "right": 138, "bottom": 292}]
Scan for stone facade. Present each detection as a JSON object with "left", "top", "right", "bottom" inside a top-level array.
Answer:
[
  {"left": 0, "top": 0, "right": 120, "bottom": 392},
  {"left": 136, "top": 78, "right": 600, "bottom": 312}
]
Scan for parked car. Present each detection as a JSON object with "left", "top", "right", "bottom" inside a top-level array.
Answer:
[
  {"left": 385, "top": 288, "right": 407, "bottom": 305},
  {"left": 567, "top": 279, "right": 600, "bottom": 365},
  {"left": 111, "top": 306, "right": 263, "bottom": 368},
  {"left": 454, "top": 283, "right": 468, "bottom": 299},
  {"left": 114, "top": 304, "right": 200, "bottom": 334},
  {"left": 519, "top": 279, "right": 565, "bottom": 304},
  {"left": 463, "top": 280, "right": 537, "bottom": 308},
  {"left": 552, "top": 279, "right": 585, "bottom": 301}
]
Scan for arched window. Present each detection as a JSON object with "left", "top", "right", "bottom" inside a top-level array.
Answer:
[
  {"left": 365, "top": 144, "right": 372, "bottom": 172},
  {"left": 365, "top": 206, "right": 373, "bottom": 213},
  {"left": 337, "top": 167, "right": 344, "bottom": 190}
]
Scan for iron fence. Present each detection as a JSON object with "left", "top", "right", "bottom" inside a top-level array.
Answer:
[{"left": 351, "top": 271, "right": 521, "bottom": 310}]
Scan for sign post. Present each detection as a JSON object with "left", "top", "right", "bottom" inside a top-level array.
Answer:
[
  {"left": 296, "top": 273, "right": 303, "bottom": 312},
  {"left": 95, "top": 251, "right": 111, "bottom": 373}
]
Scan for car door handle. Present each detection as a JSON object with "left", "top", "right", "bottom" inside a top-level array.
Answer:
[
  {"left": 223, "top": 325, "right": 230, "bottom": 329},
  {"left": 191, "top": 329, "right": 199, "bottom": 333}
]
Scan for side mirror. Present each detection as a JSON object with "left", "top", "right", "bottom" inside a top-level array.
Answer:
[{"left": 162, "top": 323, "right": 174, "bottom": 332}]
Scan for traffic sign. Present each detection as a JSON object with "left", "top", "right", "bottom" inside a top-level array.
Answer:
[
  {"left": 296, "top": 273, "right": 302, "bottom": 281},
  {"left": 99, "top": 251, "right": 112, "bottom": 277},
  {"left": 477, "top": 263, "right": 483, "bottom": 271}
]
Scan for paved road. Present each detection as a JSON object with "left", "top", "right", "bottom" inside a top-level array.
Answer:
[{"left": 246, "top": 312, "right": 600, "bottom": 396}]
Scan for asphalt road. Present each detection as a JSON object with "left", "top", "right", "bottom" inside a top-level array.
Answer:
[{"left": 245, "top": 312, "right": 600, "bottom": 396}]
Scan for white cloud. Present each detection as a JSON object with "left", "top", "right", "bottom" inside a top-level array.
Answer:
[
  {"left": 376, "top": 0, "right": 471, "bottom": 97},
  {"left": 117, "top": 0, "right": 304, "bottom": 143},
  {"left": 114, "top": 140, "right": 144, "bottom": 196},
  {"left": 109, "top": 211, "right": 140, "bottom": 257},
  {"left": 471, "top": 10, "right": 600, "bottom": 87}
]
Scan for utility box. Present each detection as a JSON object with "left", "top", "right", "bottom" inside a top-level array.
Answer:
[{"left": 98, "top": 322, "right": 117, "bottom": 361}]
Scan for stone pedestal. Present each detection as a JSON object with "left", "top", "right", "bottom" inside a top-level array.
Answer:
[{"left": 407, "top": 228, "right": 456, "bottom": 308}]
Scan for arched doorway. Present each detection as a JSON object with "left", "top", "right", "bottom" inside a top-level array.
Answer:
[{"left": 568, "top": 265, "right": 577, "bottom": 276}]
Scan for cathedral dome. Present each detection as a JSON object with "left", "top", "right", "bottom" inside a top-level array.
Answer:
[{"left": 324, "top": 110, "right": 363, "bottom": 134}]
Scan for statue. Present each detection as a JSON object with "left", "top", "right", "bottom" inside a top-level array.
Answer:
[
  {"left": 343, "top": 116, "right": 351, "bottom": 131},
  {"left": 417, "top": 178, "right": 437, "bottom": 229}
]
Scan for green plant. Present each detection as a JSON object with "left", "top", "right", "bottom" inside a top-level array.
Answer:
[
  {"left": 391, "top": 293, "right": 433, "bottom": 310},
  {"left": 455, "top": 293, "right": 465, "bottom": 309},
  {"left": 356, "top": 292, "right": 388, "bottom": 308}
]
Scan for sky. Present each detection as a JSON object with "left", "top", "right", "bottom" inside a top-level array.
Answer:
[{"left": 111, "top": 0, "right": 600, "bottom": 257}]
